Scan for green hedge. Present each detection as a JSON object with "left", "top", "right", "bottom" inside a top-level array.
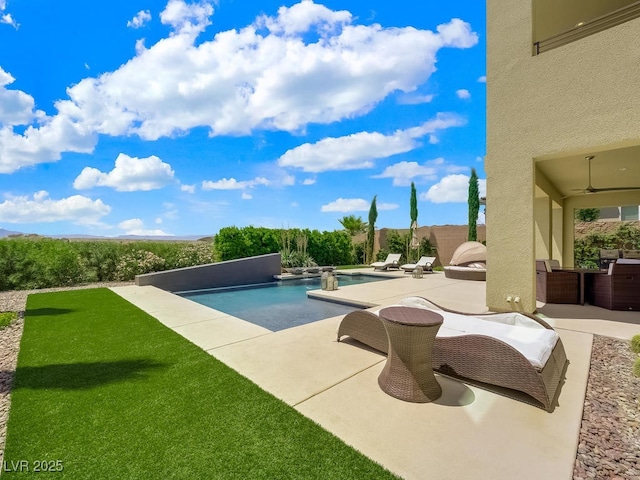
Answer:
[
  {"left": 574, "top": 223, "right": 640, "bottom": 268},
  {"left": 214, "top": 226, "right": 353, "bottom": 266},
  {"left": 0, "top": 238, "right": 213, "bottom": 291}
]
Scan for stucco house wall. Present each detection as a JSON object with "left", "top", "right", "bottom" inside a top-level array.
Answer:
[{"left": 486, "top": 0, "right": 640, "bottom": 312}]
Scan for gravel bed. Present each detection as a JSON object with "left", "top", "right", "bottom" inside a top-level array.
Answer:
[{"left": 1, "top": 285, "right": 639, "bottom": 478}]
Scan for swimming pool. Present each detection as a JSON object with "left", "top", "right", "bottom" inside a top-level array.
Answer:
[{"left": 177, "top": 274, "right": 387, "bottom": 332}]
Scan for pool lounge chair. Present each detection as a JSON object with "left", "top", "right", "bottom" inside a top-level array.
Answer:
[
  {"left": 370, "top": 253, "right": 402, "bottom": 270},
  {"left": 401, "top": 256, "right": 436, "bottom": 273},
  {"left": 337, "top": 296, "right": 568, "bottom": 412}
]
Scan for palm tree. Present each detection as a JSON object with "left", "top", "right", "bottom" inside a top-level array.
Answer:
[{"left": 339, "top": 215, "right": 367, "bottom": 236}]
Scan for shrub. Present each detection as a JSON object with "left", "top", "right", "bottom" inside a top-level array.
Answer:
[
  {"left": 631, "top": 334, "right": 640, "bottom": 354},
  {"left": 352, "top": 242, "right": 366, "bottom": 265},
  {"left": 114, "top": 251, "right": 166, "bottom": 281},
  {"left": 633, "top": 357, "right": 640, "bottom": 378},
  {"left": 165, "top": 242, "right": 213, "bottom": 269},
  {"left": 0, "top": 311, "right": 17, "bottom": 329},
  {"left": 75, "top": 241, "right": 120, "bottom": 282},
  {"left": 214, "top": 226, "right": 352, "bottom": 266},
  {"left": 574, "top": 222, "right": 640, "bottom": 267}
]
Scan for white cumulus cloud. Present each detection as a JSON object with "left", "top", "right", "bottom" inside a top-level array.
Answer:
[
  {"left": 201, "top": 176, "right": 270, "bottom": 190},
  {"left": 0, "top": 191, "right": 111, "bottom": 224},
  {"left": 372, "top": 161, "right": 437, "bottom": 186},
  {"left": 0, "top": 1, "right": 478, "bottom": 172},
  {"left": 477, "top": 75, "right": 486, "bottom": 83},
  {"left": 456, "top": 89, "right": 470, "bottom": 99},
  {"left": 321, "top": 197, "right": 398, "bottom": 212},
  {"left": 0, "top": 0, "right": 18, "bottom": 29},
  {"left": 118, "top": 218, "right": 171, "bottom": 236},
  {"left": 160, "top": 0, "right": 214, "bottom": 36},
  {"left": 127, "top": 10, "right": 152, "bottom": 29},
  {"left": 421, "top": 174, "right": 486, "bottom": 203},
  {"left": 0, "top": 68, "right": 96, "bottom": 173},
  {"left": 278, "top": 113, "right": 466, "bottom": 173},
  {"left": 73, "top": 153, "right": 175, "bottom": 191}
]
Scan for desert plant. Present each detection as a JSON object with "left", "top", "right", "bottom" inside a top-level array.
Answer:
[
  {"left": 631, "top": 334, "right": 640, "bottom": 354},
  {"left": 0, "top": 311, "right": 17, "bottom": 329},
  {"left": 633, "top": 357, "right": 640, "bottom": 378}
]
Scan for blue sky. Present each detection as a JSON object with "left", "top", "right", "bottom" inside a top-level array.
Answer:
[{"left": 0, "top": 0, "right": 486, "bottom": 237}]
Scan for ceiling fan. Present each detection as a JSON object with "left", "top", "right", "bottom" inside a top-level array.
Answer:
[{"left": 568, "top": 155, "right": 640, "bottom": 196}]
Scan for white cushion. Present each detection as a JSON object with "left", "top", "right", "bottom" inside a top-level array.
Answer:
[
  {"left": 617, "top": 258, "right": 640, "bottom": 264},
  {"left": 444, "top": 265, "right": 487, "bottom": 272},
  {"left": 434, "top": 310, "right": 558, "bottom": 369},
  {"left": 376, "top": 299, "right": 558, "bottom": 369}
]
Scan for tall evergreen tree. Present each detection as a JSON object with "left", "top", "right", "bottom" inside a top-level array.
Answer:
[
  {"left": 366, "top": 195, "right": 378, "bottom": 264},
  {"left": 468, "top": 168, "right": 479, "bottom": 241},
  {"left": 410, "top": 182, "right": 418, "bottom": 229}
]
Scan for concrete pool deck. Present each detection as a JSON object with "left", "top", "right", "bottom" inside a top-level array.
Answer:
[{"left": 110, "top": 270, "right": 640, "bottom": 480}]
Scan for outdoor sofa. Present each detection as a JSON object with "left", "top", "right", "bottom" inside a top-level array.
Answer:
[
  {"left": 337, "top": 296, "right": 568, "bottom": 412},
  {"left": 588, "top": 259, "right": 640, "bottom": 311},
  {"left": 535, "top": 259, "right": 579, "bottom": 304}
]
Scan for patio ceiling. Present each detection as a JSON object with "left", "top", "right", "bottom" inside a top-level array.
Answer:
[{"left": 536, "top": 145, "right": 640, "bottom": 199}]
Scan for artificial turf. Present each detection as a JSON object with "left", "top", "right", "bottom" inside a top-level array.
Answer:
[{"left": 3, "top": 288, "right": 398, "bottom": 479}]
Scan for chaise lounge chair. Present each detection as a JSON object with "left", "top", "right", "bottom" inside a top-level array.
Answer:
[
  {"left": 370, "top": 253, "right": 402, "bottom": 271},
  {"left": 401, "top": 256, "right": 436, "bottom": 273},
  {"left": 337, "top": 296, "right": 568, "bottom": 412}
]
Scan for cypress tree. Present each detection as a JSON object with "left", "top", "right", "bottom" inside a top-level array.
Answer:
[{"left": 468, "top": 168, "right": 479, "bottom": 241}]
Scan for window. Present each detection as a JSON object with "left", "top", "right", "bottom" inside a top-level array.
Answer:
[{"left": 621, "top": 205, "right": 640, "bottom": 221}]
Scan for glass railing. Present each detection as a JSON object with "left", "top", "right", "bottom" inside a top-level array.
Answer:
[{"left": 534, "top": 1, "right": 640, "bottom": 55}]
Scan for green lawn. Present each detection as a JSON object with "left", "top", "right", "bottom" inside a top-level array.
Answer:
[{"left": 4, "top": 289, "right": 397, "bottom": 479}]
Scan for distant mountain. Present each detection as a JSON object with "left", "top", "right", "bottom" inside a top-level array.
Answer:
[
  {"left": 0, "top": 228, "right": 25, "bottom": 238},
  {"left": 115, "top": 234, "right": 209, "bottom": 241},
  {"left": 1, "top": 229, "right": 210, "bottom": 241}
]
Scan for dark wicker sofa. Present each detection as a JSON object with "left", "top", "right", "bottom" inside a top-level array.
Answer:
[
  {"left": 588, "top": 261, "right": 640, "bottom": 311},
  {"left": 535, "top": 260, "right": 579, "bottom": 304}
]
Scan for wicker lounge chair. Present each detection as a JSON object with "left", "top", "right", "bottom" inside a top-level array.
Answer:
[
  {"left": 337, "top": 296, "right": 568, "bottom": 412},
  {"left": 401, "top": 256, "right": 436, "bottom": 273},
  {"left": 370, "top": 253, "right": 402, "bottom": 271}
]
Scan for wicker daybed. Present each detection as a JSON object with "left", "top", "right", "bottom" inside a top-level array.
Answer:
[
  {"left": 443, "top": 241, "right": 487, "bottom": 281},
  {"left": 337, "top": 297, "right": 568, "bottom": 412}
]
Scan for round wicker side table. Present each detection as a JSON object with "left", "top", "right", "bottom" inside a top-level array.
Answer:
[{"left": 378, "top": 306, "right": 444, "bottom": 403}]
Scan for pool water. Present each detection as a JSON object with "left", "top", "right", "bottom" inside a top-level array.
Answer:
[{"left": 178, "top": 274, "right": 387, "bottom": 332}]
